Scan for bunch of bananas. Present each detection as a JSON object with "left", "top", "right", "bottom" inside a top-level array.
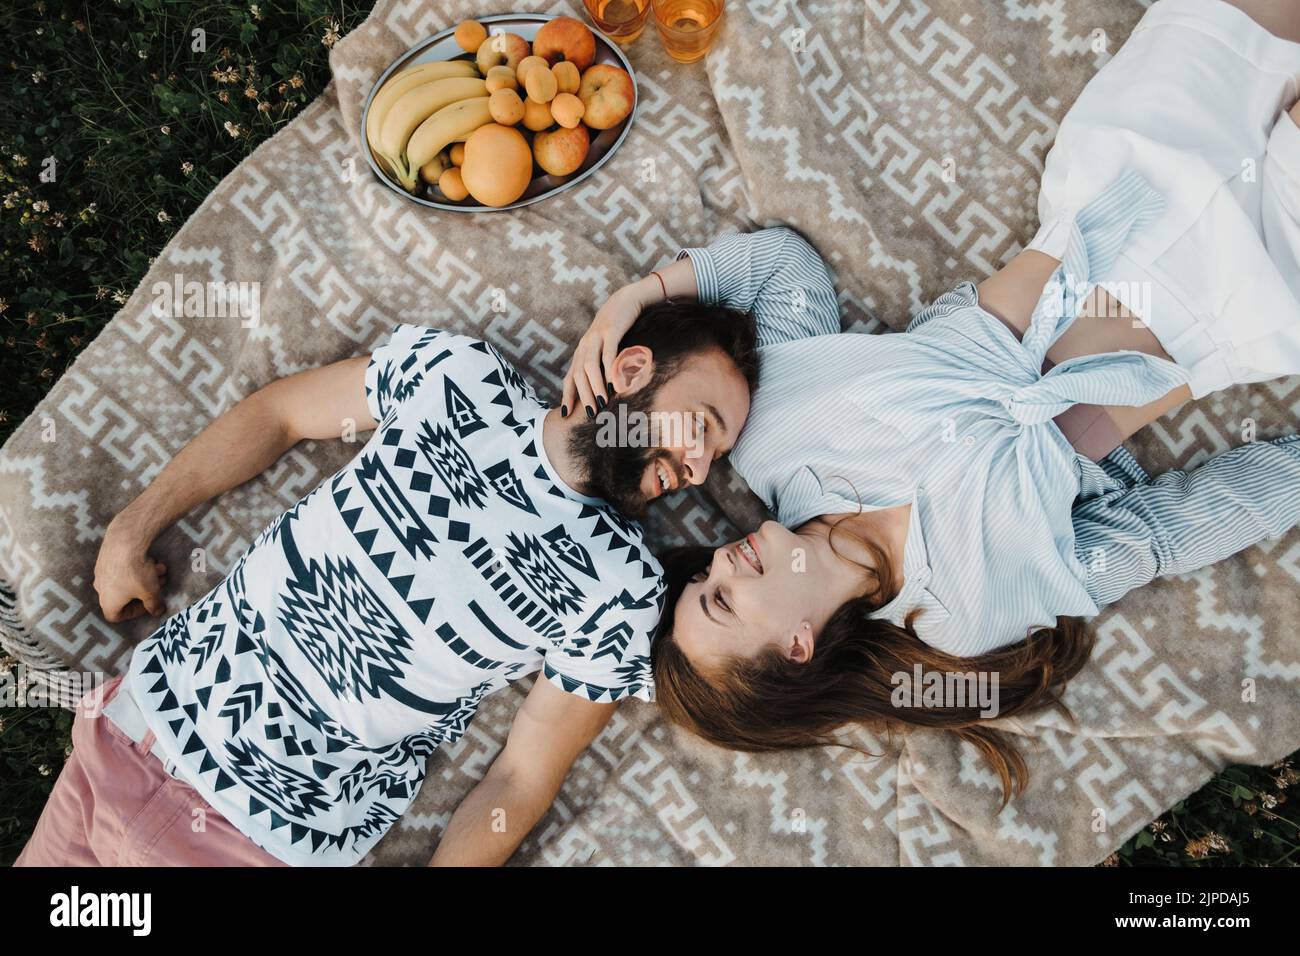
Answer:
[{"left": 364, "top": 59, "right": 492, "bottom": 193}]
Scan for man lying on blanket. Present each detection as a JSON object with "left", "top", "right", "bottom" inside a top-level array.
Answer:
[{"left": 17, "top": 304, "right": 756, "bottom": 867}]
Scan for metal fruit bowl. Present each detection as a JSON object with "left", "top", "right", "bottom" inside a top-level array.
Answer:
[{"left": 360, "top": 12, "right": 638, "bottom": 213}]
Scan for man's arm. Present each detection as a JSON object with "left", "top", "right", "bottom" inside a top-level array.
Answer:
[
  {"left": 93, "top": 355, "right": 376, "bottom": 622},
  {"left": 429, "top": 675, "right": 616, "bottom": 866}
]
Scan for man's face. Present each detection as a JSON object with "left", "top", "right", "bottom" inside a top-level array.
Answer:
[{"left": 567, "top": 347, "right": 752, "bottom": 517}]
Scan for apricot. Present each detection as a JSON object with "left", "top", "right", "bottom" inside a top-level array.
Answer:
[
  {"left": 484, "top": 65, "right": 517, "bottom": 93},
  {"left": 489, "top": 88, "right": 525, "bottom": 126},
  {"left": 552, "top": 61, "right": 580, "bottom": 95},
  {"left": 454, "top": 20, "right": 487, "bottom": 54},
  {"left": 524, "top": 66, "right": 558, "bottom": 104},
  {"left": 522, "top": 96, "right": 554, "bottom": 131},
  {"left": 438, "top": 167, "right": 470, "bottom": 201},
  {"left": 516, "top": 55, "right": 550, "bottom": 87},
  {"left": 550, "top": 92, "right": 584, "bottom": 129}
]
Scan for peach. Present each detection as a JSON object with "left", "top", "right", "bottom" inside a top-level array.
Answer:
[
  {"left": 449, "top": 143, "right": 465, "bottom": 166},
  {"left": 533, "top": 124, "right": 590, "bottom": 177}
]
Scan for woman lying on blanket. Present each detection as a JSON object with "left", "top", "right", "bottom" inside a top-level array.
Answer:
[{"left": 560, "top": 0, "right": 1300, "bottom": 805}]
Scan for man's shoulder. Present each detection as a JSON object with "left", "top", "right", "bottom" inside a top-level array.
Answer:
[
  {"left": 558, "top": 517, "right": 665, "bottom": 678},
  {"left": 559, "top": 503, "right": 665, "bottom": 602},
  {"left": 444, "top": 335, "right": 541, "bottom": 406},
  {"left": 381, "top": 326, "right": 540, "bottom": 403}
]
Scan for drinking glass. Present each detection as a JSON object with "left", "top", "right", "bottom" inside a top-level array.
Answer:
[
  {"left": 583, "top": 0, "right": 653, "bottom": 48},
  {"left": 651, "top": 0, "right": 725, "bottom": 63}
]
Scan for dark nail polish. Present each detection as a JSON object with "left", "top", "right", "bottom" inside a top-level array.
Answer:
[
  {"left": 607, "top": 382, "right": 615, "bottom": 398},
  {"left": 561, "top": 404, "right": 568, "bottom": 417},
  {"left": 595, "top": 396, "right": 606, "bottom": 412},
  {"left": 585, "top": 405, "right": 595, "bottom": 419}
]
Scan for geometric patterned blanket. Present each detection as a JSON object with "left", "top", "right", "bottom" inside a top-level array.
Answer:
[{"left": 2, "top": 0, "right": 1297, "bottom": 865}]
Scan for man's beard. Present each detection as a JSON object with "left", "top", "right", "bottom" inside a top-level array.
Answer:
[{"left": 566, "top": 385, "right": 681, "bottom": 519}]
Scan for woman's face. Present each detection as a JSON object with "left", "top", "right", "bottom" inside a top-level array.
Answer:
[{"left": 671, "top": 520, "right": 841, "bottom": 674}]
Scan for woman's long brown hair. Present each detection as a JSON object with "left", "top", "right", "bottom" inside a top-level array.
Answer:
[{"left": 651, "top": 523, "right": 1096, "bottom": 810}]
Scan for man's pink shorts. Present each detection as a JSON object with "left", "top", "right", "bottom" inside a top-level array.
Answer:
[{"left": 14, "top": 674, "right": 286, "bottom": 867}]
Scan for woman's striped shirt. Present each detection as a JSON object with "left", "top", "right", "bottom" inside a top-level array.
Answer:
[{"left": 681, "top": 178, "right": 1299, "bottom": 657}]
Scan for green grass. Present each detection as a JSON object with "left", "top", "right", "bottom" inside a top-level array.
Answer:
[
  {"left": 0, "top": 0, "right": 374, "bottom": 867},
  {"left": 2, "top": 0, "right": 1298, "bottom": 867},
  {"left": 0, "top": 0, "right": 369, "bottom": 438}
]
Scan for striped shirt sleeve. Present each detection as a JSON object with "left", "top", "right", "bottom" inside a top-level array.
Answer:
[
  {"left": 1073, "top": 434, "right": 1300, "bottom": 607},
  {"left": 677, "top": 226, "right": 841, "bottom": 347},
  {"left": 905, "top": 282, "right": 979, "bottom": 333}
]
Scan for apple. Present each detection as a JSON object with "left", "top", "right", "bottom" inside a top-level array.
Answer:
[
  {"left": 533, "top": 16, "right": 596, "bottom": 72},
  {"left": 533, "top": 124, "right": 590, "bottom": 177},
  {"left": 475, "top": 32, "right": 530, "bottom": 74},
  {"left": 578, "top": 64, "right": 634, "bottom": 130}
]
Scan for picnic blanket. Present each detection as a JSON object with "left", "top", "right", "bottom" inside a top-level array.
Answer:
[{"left": 3, "top": 0, "right": 1298, "bottom": 866}]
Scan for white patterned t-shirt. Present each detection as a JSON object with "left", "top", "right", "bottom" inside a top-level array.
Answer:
[{"left": 126, "top": 324, "right": 663, "bottom": 866}]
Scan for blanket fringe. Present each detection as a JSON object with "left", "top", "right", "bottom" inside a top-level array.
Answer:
[{"left": 0, "top": 576, "right": 83, "bottom": 711}]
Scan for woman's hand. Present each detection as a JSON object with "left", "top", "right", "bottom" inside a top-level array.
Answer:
[
  {"left": 561, "top": 281, "right": 650, "bottom": 418},
  {"left": 561, "top": 257, "right": 699, "bottom": 417},
  {"left": 93, "top": 514, "right": 169, "bottom": 623}
]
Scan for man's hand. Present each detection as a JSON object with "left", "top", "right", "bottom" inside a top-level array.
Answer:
[
  {"left": 429, "top": 675, "right": 617, "bottom": 866},
  {"left": 93, "top": 515, "right": 169, "bottom": 622}
]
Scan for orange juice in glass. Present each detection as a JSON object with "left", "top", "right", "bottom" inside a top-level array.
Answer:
[
  {"left": 583, "top": 0, "right": 652, "bottom": 47},
  {"left": 651, "top": 0, "right": 725, "bottom": 63}
]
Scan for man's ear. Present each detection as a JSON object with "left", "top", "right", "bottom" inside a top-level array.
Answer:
[{"left": 609, "top": 345, "right": 655, "bottom": 395}]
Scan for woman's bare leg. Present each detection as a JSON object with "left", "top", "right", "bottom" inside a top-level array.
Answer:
[
  {"left": 973, "top": 0, "right": 1300, "bottom": 460},
  {"left": 1047, "top": 288, "right": 1192, "bottom": 455},
  {"left": 1221, "top": 0, "right": 1300, "bottom": 44},
  {"left": 1049, "top": 0, "right": 1300, "bottom": 453},
  {"left": 976, "top": 252, "right": 1192, "bottom": 460}
]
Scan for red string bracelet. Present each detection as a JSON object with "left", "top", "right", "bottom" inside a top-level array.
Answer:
[{"left": 650, "top": 270, "right": 670, "bottom": 302}]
